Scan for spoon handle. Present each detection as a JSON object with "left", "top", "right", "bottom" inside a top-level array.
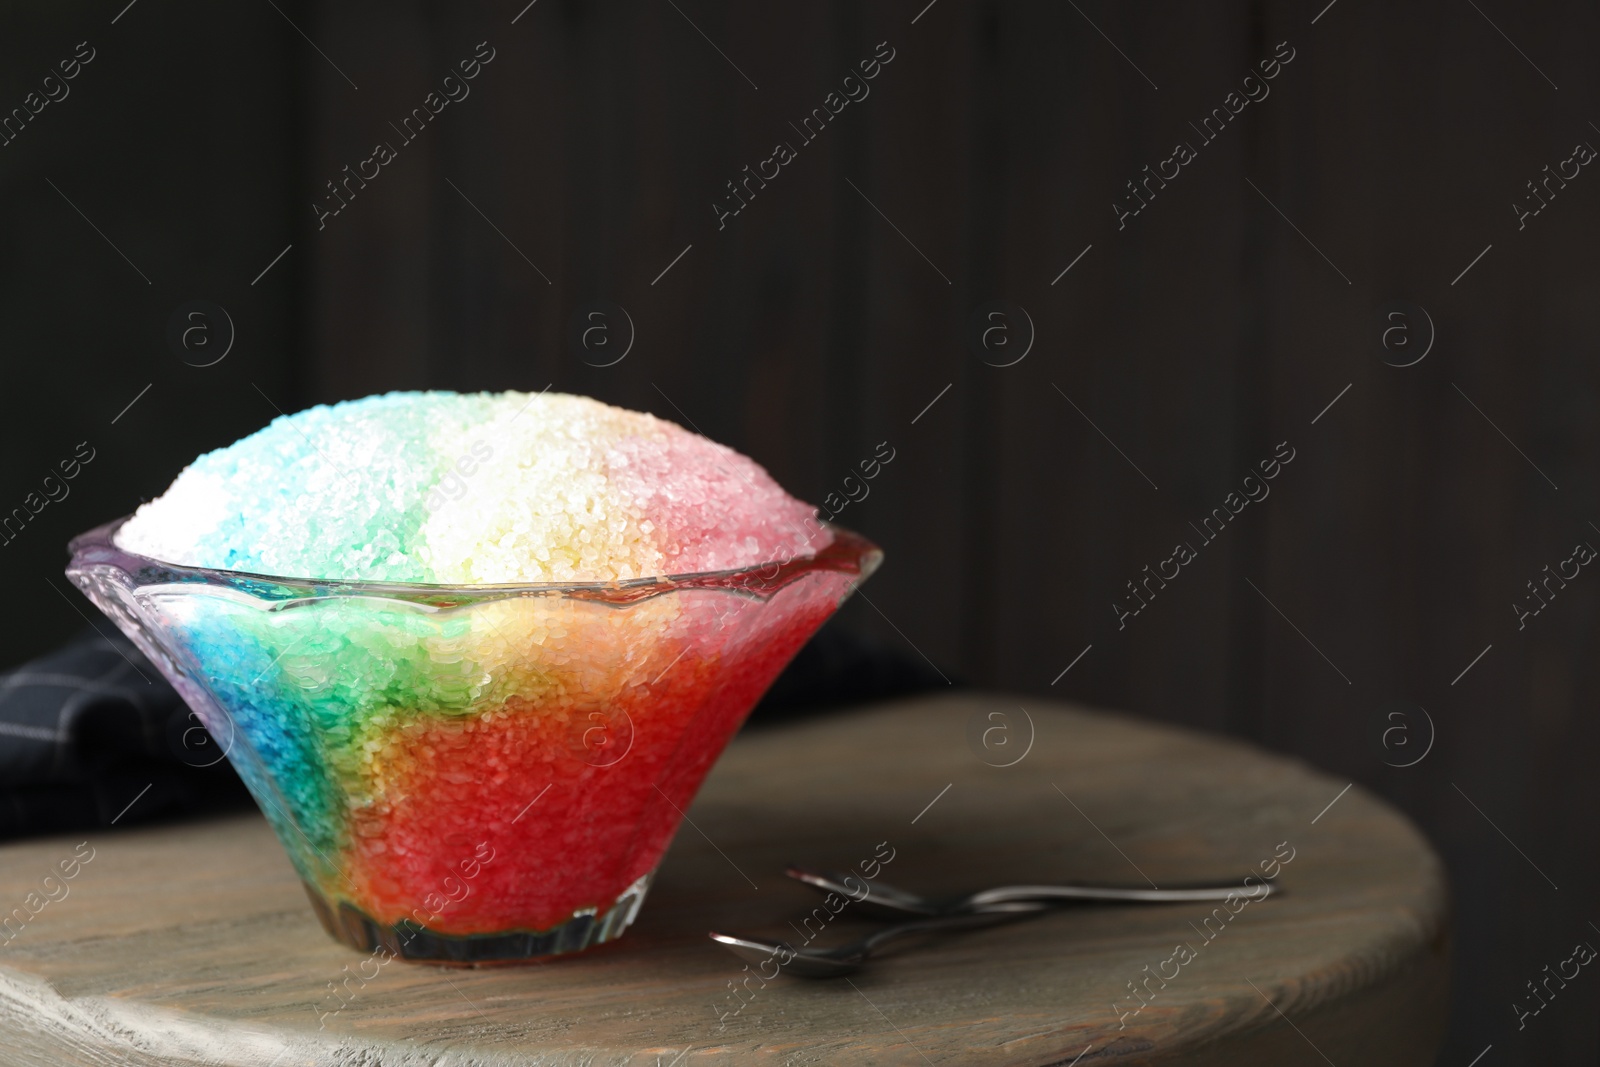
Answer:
[
  {"left": 967, "top": 882, "right": 1277, "bottom": 907},
  {"left": 860, "top": 902, "right": 1046, "bottom": 952}
]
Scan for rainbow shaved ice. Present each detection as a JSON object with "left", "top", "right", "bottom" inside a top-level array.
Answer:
[
  {"left": 77, "top": 391, "right": 875, "bottom": 960},
  {"left": 116, "top": 390, "right": 829, "bottom": 584}
]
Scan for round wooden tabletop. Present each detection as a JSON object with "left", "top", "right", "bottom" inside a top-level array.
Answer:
[{"left": 0, "top": 693, "right": 1448, "bottom": 1066}]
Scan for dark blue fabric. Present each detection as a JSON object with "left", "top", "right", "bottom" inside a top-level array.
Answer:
[{"left": 0, "top": 628, "right": 249, "bottom": 839}]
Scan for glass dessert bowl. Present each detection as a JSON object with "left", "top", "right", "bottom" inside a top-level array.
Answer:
[{"left": 67, "top": 518, "right": 880, "bottom": 964}]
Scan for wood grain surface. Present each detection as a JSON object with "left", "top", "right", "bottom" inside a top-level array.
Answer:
[{"left": 0, "top": 693, "right": 1448, "bottom": 1066}]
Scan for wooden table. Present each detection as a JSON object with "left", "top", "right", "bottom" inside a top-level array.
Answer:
[{"left": 0, "top": 693, "right": 1448, "bottom": 1065}]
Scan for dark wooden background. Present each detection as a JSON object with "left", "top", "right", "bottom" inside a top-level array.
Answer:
[{"left": 4, "top": 0, "right": 1598, "bottom": 1062}]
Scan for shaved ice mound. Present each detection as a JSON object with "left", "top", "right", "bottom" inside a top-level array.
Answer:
[
  {"left": 71, "top": 390, "right": 878, "bottom": 962},
  {"left": 116, "top": 390, "right": 829, "bottom": 583}
]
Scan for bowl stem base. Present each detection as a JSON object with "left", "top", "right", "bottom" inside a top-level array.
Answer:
[{"left": 302, "top": 873, "right": 654, "bottom": 965}]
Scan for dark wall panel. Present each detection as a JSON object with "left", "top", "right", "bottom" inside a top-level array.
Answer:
[{"left": 0, "top": 1, "right": 301, "bottom": 663}]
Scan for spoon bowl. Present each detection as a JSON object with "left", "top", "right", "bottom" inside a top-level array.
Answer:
[{"left": 710, "top": 904, "right": 1050, "bottom": 979}]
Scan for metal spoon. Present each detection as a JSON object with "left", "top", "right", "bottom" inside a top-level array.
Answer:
[
  {"left": 710, "top": 902, "right": 1049, "bottom": 978},
  {"left": 787, "top": 866, "right": 1278, "bottom": 921}
]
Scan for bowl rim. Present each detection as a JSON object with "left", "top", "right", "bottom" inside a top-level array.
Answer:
[{"left": 67, "top": 517, "right": 882, "bottom": 606}]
